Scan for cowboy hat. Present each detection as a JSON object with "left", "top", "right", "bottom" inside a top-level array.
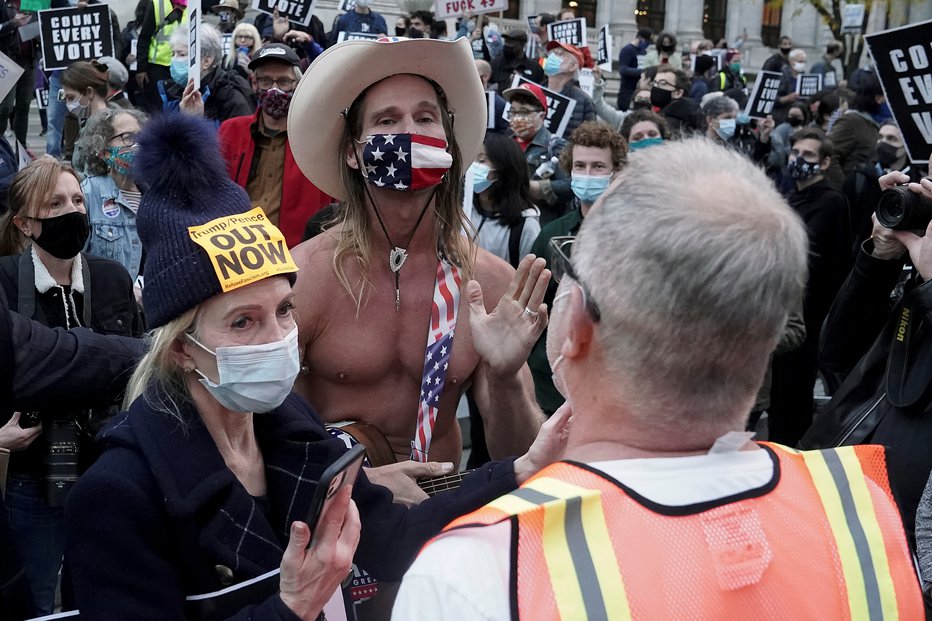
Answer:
[{"left": 288, "top": 37, "right": 486, "bottom": 200}]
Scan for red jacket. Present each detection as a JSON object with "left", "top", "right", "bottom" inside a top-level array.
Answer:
[{"left": 219, "top": 111, "right": 332, "bottom": 247}]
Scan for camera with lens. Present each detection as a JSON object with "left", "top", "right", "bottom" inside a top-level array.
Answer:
[
  {"left": 876, "top": 184, "right": 932, "bottom": 231},
  {"left": 41, "top": 412, "right": 87, "bottom": 507}
]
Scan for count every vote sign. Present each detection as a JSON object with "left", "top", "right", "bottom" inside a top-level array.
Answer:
[{"left": 40, "top": 5, "right": 114, "bottom": 71}]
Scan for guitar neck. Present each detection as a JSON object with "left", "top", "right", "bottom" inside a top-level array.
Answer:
[{"left": 418, "top": 469, "right": 475, "bottom": 496}]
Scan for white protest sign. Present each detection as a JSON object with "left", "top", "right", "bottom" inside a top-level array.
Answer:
[
  {"left": 188, "top": 0, "right": 201, "bottom": 90},
  {"left": 0, "top": 51, "right": 24, "bottom": 103},
  {"left": 578, "top": 68, "right": 594, "bottom": 98},
  {"left": 129, "top": 38, "right": 138, "bottom": 71},
  {"left": 18, "top": 20, "right": 40, "bottom": 42},
  {"left": 338, "top": 0, "right": 356, "bottom": 10},
  {"left": 486, "top": 91, "right": 495, "bottom": 130},
  {"left": 843, "top": 4, "right": 865, "bottom": 34},
  {"left": 434, "top": 0, "right": 507, "bottom": 20},
  {"left": 596, "top": 24, "right": 612, "bottom": 70}
]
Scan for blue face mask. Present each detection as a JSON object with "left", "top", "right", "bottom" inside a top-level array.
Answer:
[
  {"left": 543, "top": 52, "right": 563, "bottom": 77},
  {"left": 170, "top": 57, "right": 189, "bottom": 85},
  {"left": 571, "top": 174, "right": 611, "bottom": 204},
  {"left": 629, "top": 136, "right": 663, "bottom": 150},
  {"left": 469, "top": 161, "right": 495, "bottom": 194},
  {"left": 716, "top": 118, "right": 736, "bottom": 140}
]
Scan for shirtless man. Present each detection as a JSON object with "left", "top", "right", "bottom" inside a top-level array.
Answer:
[{"left": 288, "top": 37, "right": 547, "bottom": 477}]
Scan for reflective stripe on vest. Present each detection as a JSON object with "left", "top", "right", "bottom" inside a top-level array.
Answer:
[
  {"left": 149, "top": 0, "right": 187, "bottom": 67},
  {"left": 440, "top": 444, "right": 922, "bottom": 620}
]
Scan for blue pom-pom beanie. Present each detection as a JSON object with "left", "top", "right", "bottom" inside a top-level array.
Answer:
[{"left": 134, "top": 114, "right": 297, "bottom": 328}]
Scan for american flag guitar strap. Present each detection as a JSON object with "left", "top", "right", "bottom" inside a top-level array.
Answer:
[{"left": 410, "top": 260, "right": 462, "bottom": 462}]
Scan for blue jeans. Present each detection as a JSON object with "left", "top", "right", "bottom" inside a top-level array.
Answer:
[
  {"left": 6, "top": 477, "right": 64, "bottom": 615},
  {"left": 46, "top": 71, "right": 65, "bottom": 158}
]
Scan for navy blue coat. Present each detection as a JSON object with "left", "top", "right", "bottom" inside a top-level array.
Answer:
[{"left": 64, "top": 389, "right": 518, "bottom": 620}]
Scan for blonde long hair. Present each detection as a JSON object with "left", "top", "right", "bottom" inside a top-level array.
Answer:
[
  {"left": 225, "top": 23, "right": 261, "bottom": 68},
  {"left": 124, "top": 307, "right": 199, "bottom": 422},
  {"left": 330, "top": 77, "right": 476, "bottom": 308}
]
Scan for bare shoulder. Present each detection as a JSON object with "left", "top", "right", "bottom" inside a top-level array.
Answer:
[
  {"left": 472, "top": 248, "right": 515, "bottom": 313},
  {"left": 291, "top": 228, "right": 343, "bottom": 341}
]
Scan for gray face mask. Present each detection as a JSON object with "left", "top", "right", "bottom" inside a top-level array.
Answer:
[{"left": 187, "top": 327, "right": 300, "bottom": 413}]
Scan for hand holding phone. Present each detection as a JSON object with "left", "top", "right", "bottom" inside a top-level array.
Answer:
[{"left": 305, "top": 444, "right": 365, "bottom": 546}]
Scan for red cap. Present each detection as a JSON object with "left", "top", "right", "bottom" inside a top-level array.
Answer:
[
  {"left": 546, "top": 40, "right": 585, "bottom": 68},
  {"left": 502, "top": 82, "right": 548, "bottom": 111}
]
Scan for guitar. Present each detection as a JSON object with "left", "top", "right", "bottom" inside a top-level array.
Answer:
[{"left": 326, "top": 420, "right": 473, "bottom": 496}]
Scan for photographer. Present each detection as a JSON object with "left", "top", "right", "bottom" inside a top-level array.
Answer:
[
  {"left": 802, "top": 169, "right": 932, "bottom": 573},
  {"left": 0, "top": 157, "right": 143, "bottom": 615}
]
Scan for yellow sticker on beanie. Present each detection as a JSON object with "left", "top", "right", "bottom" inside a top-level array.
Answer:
[{"left": 187, "top": 207, "right": 298, "bottom": 293}]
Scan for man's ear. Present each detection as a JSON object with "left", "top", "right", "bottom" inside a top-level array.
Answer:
[
  {"left": 821, "top": 155, "right": 831, "bottom": 171},
  {"left": 346, "top": 142, "right": 360, "bottom": 170},
  {"left": 560, "top": 286, "right": 595, "bottom": 362}
]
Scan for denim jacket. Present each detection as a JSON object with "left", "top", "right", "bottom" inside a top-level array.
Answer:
[{"left": 82, "top": 174, "right": 142, "bottom": 282}]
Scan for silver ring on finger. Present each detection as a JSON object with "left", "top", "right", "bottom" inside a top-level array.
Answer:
[{"left": 523, "top": 307, "right": 539, "bottom": 318}]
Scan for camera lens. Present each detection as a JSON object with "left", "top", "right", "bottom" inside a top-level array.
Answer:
[{"left": 877, "top": 186, "right": 932, "bottom": 231}]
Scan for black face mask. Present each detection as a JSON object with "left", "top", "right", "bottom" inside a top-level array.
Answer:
[
  {"left": 787, "top": 116, "right": 804, "bottom": 127},
  {"left": 659, "top": 44, "right": 675, "bottom": 54},
  {"left": 395, "top": 26, "right": 407, "bottom": 36},
  {"left": 631, "top": 99, "right": 652, "bottom": 110},
  {"left": 30, "top": 211, "right": 89, "bottom": 260},
  {"left": 876, "top": 141, "right": 902, "bottom": 169},
  {"left": 780, "top": 47, "right": 791, "bottom": 56},
  {"left": 650, "top": 86, "right": 673, "bottom": 109}
]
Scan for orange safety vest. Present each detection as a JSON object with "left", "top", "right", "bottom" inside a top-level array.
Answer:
[{"left": 440, "top": 444, "right": 923, "bottom": 620}]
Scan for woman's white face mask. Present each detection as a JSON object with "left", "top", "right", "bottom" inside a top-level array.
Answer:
[{"left": 186, "top": 327, "right": 300, "bottom": 413}]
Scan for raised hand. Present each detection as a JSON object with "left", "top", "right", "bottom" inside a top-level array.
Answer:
[{"left": 467, "top": 255, "right": 550, "bottom": 377}]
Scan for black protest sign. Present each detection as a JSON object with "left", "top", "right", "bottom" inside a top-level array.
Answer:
[
  {"left": 251, "top": 0, "right": 316, "bottom": 27},
  {"left": 39, "top": 5, "right": 114, "bottom": 71},
  {"left": 743, "top": 70, "right": 782, "bottom": 119},
  {"left": 35, "top": 87, "right": 49, "bottom": 110},
  {"left": 547, "top": 18, "right": 586, "bottom": 48},
  {"left": 597, "top": 24, "right": 611, "bottom": 69},
  {"left": 795, "top": 73, "right": 822, "bottom": 99},
  {"left": 866, "top": 18, "right": 932, "bottom": 165},
  {"left": 338, "top": 0, "right": 356, "bottom": 10},
  {"left": 336, "top": 31, "right": 380, "bottom": 43},
  {"left": 510, "top": 76, "right": 577, "bottom": 138}
]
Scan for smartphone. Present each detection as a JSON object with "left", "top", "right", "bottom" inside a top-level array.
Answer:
[{"left": 305, "top": 443, "right": 366, "bottom": 547}]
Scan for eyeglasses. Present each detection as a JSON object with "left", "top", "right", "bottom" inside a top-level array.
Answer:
[
  {"left": 507, "top": 107, "right": 542, "bottom": 119},
  {"left": 651, "top": 79, "right": 676, "bottom": 90},
  {"left": 548, "top": 236, "right": 601, "bottom": 322},
  {"left": 255, "top": 76, "right": 298, "bottom": 91},
  {"left": 108, "top": 131, "right": 138, "bottom": 146}
]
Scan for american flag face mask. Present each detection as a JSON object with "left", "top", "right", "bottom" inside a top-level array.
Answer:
[{"left": 357, "top": 133, "right": 453, "bottom": 191}]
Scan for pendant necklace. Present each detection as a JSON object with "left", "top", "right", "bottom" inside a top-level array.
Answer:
[{"left": 365, "top": 185, "right": 437, "bottom": 311}]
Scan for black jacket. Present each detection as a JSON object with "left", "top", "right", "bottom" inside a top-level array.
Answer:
[
  {"left": 65, "top": 389, "right": 518, "bottom": 618},
  {"left": 490, "top": 53, "right": 545, "bottom": 91},
  {"left": 806, "top": 241, "right": 932, "bottom": 554},
  {"left": 0, "top": 251, "right": 143, "bottom": 477}
]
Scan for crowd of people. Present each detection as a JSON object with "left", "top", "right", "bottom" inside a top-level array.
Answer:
[{"left": 0, "top": 1, "right": 931, "bottom": 619}]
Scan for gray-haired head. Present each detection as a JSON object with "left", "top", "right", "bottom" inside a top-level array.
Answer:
[
  {"left": 76, "top": 108, "right": 149, "bottom": 177},
  {"left": 572, "top": 138, "right": 808, "bottom": 437},
  {"left": 170, "top": 23, "right": 223, "bottom": 70},
  {"left": 701, "top": 94, "right": 739, "bottom": 119},
  {"left": 97, "top": 56, "right": 128, "bottom": 90}
]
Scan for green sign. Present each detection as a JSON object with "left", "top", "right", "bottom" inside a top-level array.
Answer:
[{"left": 21, "top": 0, "right": 51, "bottom": 11}]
